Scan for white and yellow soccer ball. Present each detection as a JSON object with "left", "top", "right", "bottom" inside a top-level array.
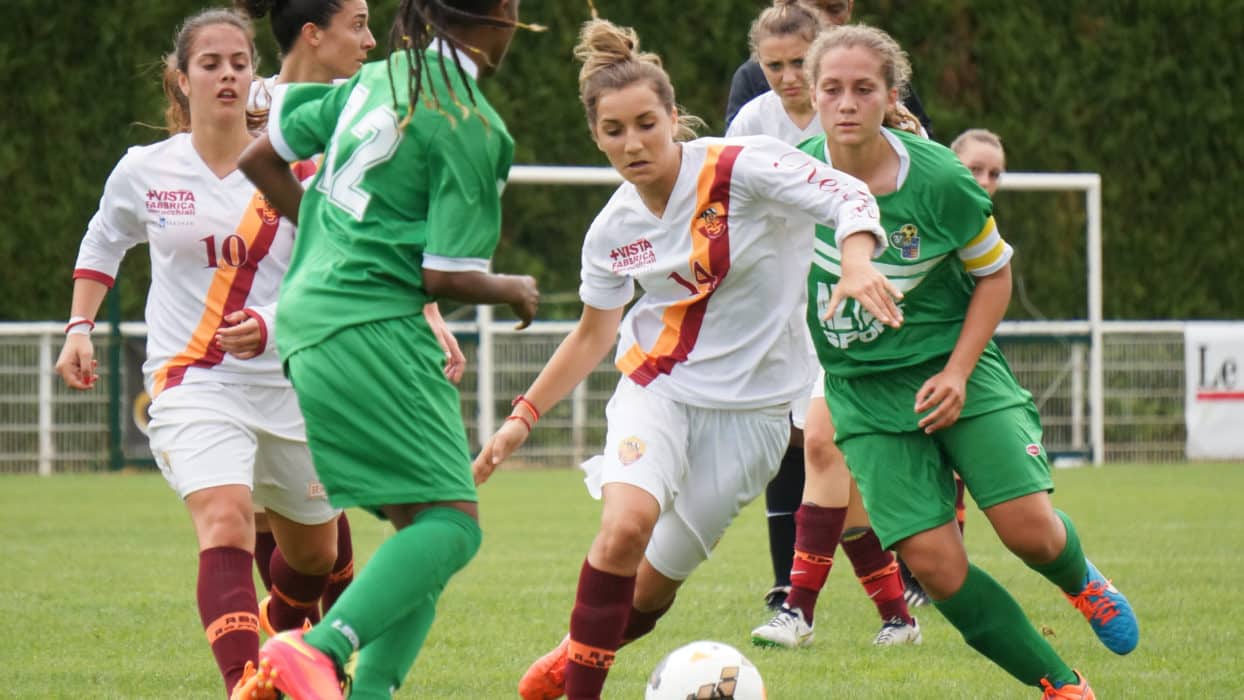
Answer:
[{"left": 644, "top": 640, "right": 766, "bottom": 700}]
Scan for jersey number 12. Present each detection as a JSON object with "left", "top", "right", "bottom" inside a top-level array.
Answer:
[{"left": 317, "top": 86, "right": 402, "bottom": 221}]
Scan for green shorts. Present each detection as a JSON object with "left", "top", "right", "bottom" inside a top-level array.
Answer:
[
  {"left": 285, "top": 314, "right": 477, "bottom": 512},
  {"left": 838, "top": 403, "right": 1054, "bottom": 549}
]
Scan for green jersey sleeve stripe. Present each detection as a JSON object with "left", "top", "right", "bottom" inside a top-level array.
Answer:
[{"left": 422, "top": 255, "right": 490, "bottom": 273}]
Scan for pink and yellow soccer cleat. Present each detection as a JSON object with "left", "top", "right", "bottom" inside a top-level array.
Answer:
[
  {"left": 1040, "top": 670, "right": 1096, "bottom": 699},
  {"left": 258, "top": 629, "right": 344, "bottom": 700},
  {"left": 518, "top": 634, "right": 570, "bottom": 700}
]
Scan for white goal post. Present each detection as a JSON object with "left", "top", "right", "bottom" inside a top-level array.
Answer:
[{"left": 500, "top": 166, "right": 1110, "bottom": 464}]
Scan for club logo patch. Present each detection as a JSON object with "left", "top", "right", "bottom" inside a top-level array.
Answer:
[
  {"left": 618, "top": 436, "right": 646, "bottom": 466},
  {"left": 307, "top": 481, "right": 327, "bottom": 500},
  {"left": 889, "top": 223, "right": 920, "bottom": 260},
  {"left": 694, "top": 203, "right": 727, "bottom": 239},
  {"left": 1025, "top": 443, "right": 1043, "bottom": 457}
]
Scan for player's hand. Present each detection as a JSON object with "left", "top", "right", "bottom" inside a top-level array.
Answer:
[
  {"left": 826, "top": 259, "right": 904, "bottom": 329},
  {"left": 55, "top": 334, "right": 97, "bottom": 390},
  {"left": 509, "top": 275, "right": 540, "bottom": 330},
  {"left": 424, "top": 303, "right": 466, "bottom": 384},
  {"left": 472, "top": 418, "right": 531, "bottom": 485},
  {"left": 216, "top": 311, "right": 263, "bottom": 359},
  {"left": 915, "top": 368, "right": 968, "bottom": 433}
]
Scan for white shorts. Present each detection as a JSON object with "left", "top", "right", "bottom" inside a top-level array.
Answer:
[
  {"left": 148, "top": 382, "right": 338, "bottom": 526},
  {"left": 581, "top": 378, "right": 790, "bottom": 580},
  {"left": 790, "top": 369, "right": 827, "bottom": 430}
]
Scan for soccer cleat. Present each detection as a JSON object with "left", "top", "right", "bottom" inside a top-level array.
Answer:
[
  {"left": 518, "top": 634, "right": 570, "bottom": 700},
  {"left": 750, "top": 606, "right": 814, "bottom": 649},
  {"left": 229, "top": 660, "right": 278, "bottom": 700},
  {"left": 762, "top": 585, "right": 791, "bottom": 611},
  {"left": 1040, "top": 670, "right": 1096, "bottom": 699},
  {"left": 898, "top": 559, "right": 930, "bottom": 607},
  {"left": 873, "top": 616, "right": 922, "bottom": 646},
  {"left": 258, "top": 629, "right": 344, "bottom": 700},
  {"left": 1065, "top": 560, "right": 1139, "bottom": 655},
  {"left": 259, "top": 595, "right": 314, "bottom": 637},
  {"left": 258, "top": 596, "right": 277, "bottom": 637}
]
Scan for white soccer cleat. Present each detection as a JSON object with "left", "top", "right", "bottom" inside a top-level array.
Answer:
[
  {"left": 873, "top": 616, "right": 922, "bottom": 646},
  {"left": 750, "top": 606, "right": 814, "bottom": 649}
]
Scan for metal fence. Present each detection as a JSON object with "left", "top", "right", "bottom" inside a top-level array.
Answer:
[{"left": 0, "top": 321, "right": 1187, "bottom": 474}]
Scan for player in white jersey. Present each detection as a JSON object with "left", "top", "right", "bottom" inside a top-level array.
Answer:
[
  {"left": 53, "top": 10, "right": 338, "bottom": 699},
  {"left": 470, "top": 19, "right": 891, "bottom": 700},
  {"left": 725, "top": 1, "right": 920, "bottom": 650},
  {"left": 952, "top": 128, "right": 1006, "bottom": 197}
]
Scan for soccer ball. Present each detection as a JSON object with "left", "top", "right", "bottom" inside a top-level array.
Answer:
[{"left": 644, "top": 640, "right": 766, "bottom": 700}]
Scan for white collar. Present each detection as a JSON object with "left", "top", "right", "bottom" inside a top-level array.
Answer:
[
  {"left": 427, "top": 38, "right": 480, "bottom": 79},
  {"left": 822, "top": 128, "right": 912, "bottom": 191}
]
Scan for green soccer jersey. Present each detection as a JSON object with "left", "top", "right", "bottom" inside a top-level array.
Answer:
[
  {"left": 268, "top": 48, "right": 514, "bottom": 357},
  {"left": 802, "top": 129, "right": 1029, "bottom": 435}
]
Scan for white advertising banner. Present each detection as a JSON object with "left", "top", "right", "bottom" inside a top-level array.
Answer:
[{"left": 1185, "top": 322, "right": 1244, "bottom": 459}]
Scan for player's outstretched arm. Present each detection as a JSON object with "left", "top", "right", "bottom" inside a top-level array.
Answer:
[
  {"left": 826, "top": 232, "right": 905, "bottom": 328},
  {"left": 423, "top": 269, "right": 540, "bottom": 330},
  {"left": 238, "top": 135, "right": 304, "bottom": 225},
  {"left": 472, "top": 304, "right": 624, "bottom": 485}
]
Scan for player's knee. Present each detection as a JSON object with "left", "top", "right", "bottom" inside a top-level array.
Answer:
[
  {"left": 803, "top": 435, "right": 844, "bottom": 477},
  {"left": 194, "top": 499, "right": 254, "bottom": 549},
  {"left": 594, "top": 518, "right": 652, "bottom": 569},
  {"left": 896, "top": 538, "right": 967, "bottom": 599}
]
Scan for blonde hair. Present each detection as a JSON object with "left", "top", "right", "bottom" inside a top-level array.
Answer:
[
  {"left": 951, "top": 128, "right": 1005, "bottom": 160},
  {"left": 806, "top": 23, "right": 921, "bottom": 135},
  {"left": 573, "top": 18, "right": 703, "bottom": 141},
  {"left": 748, "top": 1, "right": 819, "bottom": 59}
]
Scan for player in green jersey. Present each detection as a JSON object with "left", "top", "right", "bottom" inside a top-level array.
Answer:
[
  {"left": 802, "top": 24, "right": 1138, "bottom": 699},
  {"left": 235, "top": 1, "right": 537, "bottom": 698}
]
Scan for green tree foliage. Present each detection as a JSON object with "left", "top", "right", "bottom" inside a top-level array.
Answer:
[{"left": 3, "top": 1, "right": 1241, "bottom": 321}]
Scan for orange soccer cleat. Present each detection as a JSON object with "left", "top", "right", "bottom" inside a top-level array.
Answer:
[
  {"left": 518, "top": 634, "right": 571, "bottom": 700},
  {"left": 229, "top": 660, "right": 277, "bottom": 700},
  {"left": 1040, "top": 670, "right": 1096, "bottom": 700}
]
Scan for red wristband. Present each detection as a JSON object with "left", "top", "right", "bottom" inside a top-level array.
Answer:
[
  {"left": 65, "top": 317, "right": 95, "bottom": 334},
  {"left": 511, "top": 394, "right": 541, "bottom": 422},
  {"left": 504, "top": 414, "right": 532, "bottom": 433}
]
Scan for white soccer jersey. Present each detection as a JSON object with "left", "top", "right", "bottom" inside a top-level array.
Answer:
[
  {"left": 74, "top": 132, "right": 308, "bottom": 397},
  {"left": 725, "top": 90, "right": 823, "bottom": 146},
  {"left": 580, "top": 136, "right": 885, "bottom": 409},
  {"left": 248, "top": 75, "right": 279, "bottom": 113}
]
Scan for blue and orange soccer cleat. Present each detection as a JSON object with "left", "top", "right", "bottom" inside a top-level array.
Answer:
[
  {"left": 1040, "top": 670, "right": 1096, "bottom": 699},
  {"left": 1065, "top": 560, "right": 1138, "bottom": 655},
  {"left": 257, "top": 629, "right": 345, "bottom": 700},
  {"left": 518, "top": 634, "right": 570, "bottom": 700}
]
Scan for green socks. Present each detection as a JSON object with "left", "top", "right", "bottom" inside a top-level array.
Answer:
[
  {"left": 304, "top": 507, "right": 482, "bottom": 668},
  {"left": 934, "top": 563, "right": 1077, "bottom": 687},
  {"left": 347, "top": 595, "right": 440, "bottom": 699},
  {"left": 1026, "top": 509, "right": 1089, "bottom": 595}
]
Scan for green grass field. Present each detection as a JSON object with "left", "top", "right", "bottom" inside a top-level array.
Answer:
[{"left": 3, "top": 463, "right": 1242, "bottom": 699}]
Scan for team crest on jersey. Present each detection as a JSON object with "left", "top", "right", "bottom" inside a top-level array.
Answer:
[
  {"left": 257, "top": 196, "right": 280, "bottom": 226},
  {"left": 617, "top": 436, "right": 646, "bottom": 466},
  {"left": 610, "top": 237, "right": 657, "bottom": 273},
  {"left": 1025, "top": 443, "right": 1043, "bottom": 457},
  {"left": 889, "top": 224, "right": 920, "bottom": 260},
  {"left": 145, "top": 189, "right": 196, "bottom": 216},
  {"left": 693, "top": 203, "right": 727, "bottom": 240}
]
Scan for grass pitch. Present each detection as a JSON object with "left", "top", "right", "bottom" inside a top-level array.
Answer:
[{"left": 3, "top": 462, "right": 1241, "bottom": 698}]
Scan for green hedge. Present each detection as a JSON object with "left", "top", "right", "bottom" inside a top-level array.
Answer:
[{"left": 4, "top": 1, "right": 1241, "bottom": 321}]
